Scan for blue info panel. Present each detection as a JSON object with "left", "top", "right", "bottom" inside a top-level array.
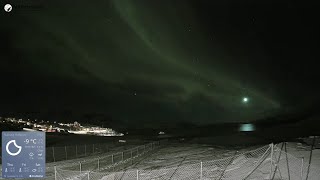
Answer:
[{"left": 2, "top": 131, "right": 46, "bottom": 178}]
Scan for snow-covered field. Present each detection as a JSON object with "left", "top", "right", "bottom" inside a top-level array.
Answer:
[
  {"left": 52, "top": 139, "right": 319, "bottom": 179},
  {"left": 116, "top": 141, "right": 319, "bottom": 170},
  {"left": 111, "top": 142, "right": 317, "bottom": 179},
  {"left": 1, "top": 138, "right": 320, "bottom": 179},
  {"left": 121, "top": 143, "right": 245, "bottom": 170},
  {"left": 286, "top": 140, "right": 320, "bottom": 168}
]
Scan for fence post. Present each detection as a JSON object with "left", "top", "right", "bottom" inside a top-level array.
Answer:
[
  {"left": 122, "top": 152, "right": 124, "bottom": 161},
  {"left": 131, "top": 150, "right": 133, "bottom": 165},
  {"left": 98, "top": 157, "right": 100, "bottom": 171},
  {"left": 85, "top": 144, "right": 87, "bottom": 156},
  {"left": 136, "top": 170, "right": 139, "bottom": 180},
  {"left": 76, "top": 145, "right": 78, "bottom": 158},
  {"left": 269, "top": 143, "right": 274, "bottom": 179},
  {"left": 200, "top": 162, "right": 203, "bottom": 179},
  {"left": 306, "top": 136, "right": 316, "bottom": 180},
  {"left": 301, "top": 157, "right": 304, "bottom": 180},
  {"left": 80, "top": 162, "right": 82, "bottom": 173},
  {"left": 52, "top": 147, "right": 56, "bottom": 162},
  {"left": 65, "top": 146, "right": 68, "bottom": 160},
  {"left": 271, "top": 142, "right": 285, "bottom": 180},
  {"left": 87, "top": 172, "right": 90, "bottom": 180},
  {"left": 54, "top": 165, "right": 57, "bottom": 180},
  {"left": 285, "top": 142, "right": 291, "bottom": 180}
]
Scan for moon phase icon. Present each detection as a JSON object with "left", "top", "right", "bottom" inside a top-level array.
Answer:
[{"left": 6, "top": 140, "right": 22, "bottom": 156}]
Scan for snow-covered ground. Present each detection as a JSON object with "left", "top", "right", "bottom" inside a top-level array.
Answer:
[
  {"left": 2, "top": 138, "right": 320, "bottom": 179},
  {"left": 121, "top": 143, "right": 240, "bottom": 170},
  {"left": 96, "top": 140, "right": 320, "bottom": 179},
  {"left": 286, "top": 138, "right": 320, "bottom": 168},
  {"left": 117, "top": 140, "right": 320, "bottom": 172}
]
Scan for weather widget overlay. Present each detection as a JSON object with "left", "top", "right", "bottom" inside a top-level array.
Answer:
[{"left": 2, "top": 131, "right": 45, "bottom": 178}]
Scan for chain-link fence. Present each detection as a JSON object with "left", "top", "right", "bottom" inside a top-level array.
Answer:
[
  {"left": 46, "top": 143, "right": 115, "bottom": 162},
  {"left": 0, "top": 140, "right": 164, "bottom": 179},
  {"left": 51, "top": 141, "right": 163, "bottom": 180},
  {"left": 267, "top": 143, "right": 320, "bottom": 180},
  {"left": 53, "top": 143, "right": 320, "bottom": 180}
]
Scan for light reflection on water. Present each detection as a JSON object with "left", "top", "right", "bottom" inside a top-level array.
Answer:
[{"left": 239, "top": 123, "right": 255, "bottom": 132}]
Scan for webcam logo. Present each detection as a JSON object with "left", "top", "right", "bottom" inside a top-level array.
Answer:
[{"left": 4, "top": 4, "right": 12, "bottom": 12}]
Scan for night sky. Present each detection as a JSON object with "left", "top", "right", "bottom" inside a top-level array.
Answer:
[{"left": 0, "top": 0, "right": 319, "bottom": 127}]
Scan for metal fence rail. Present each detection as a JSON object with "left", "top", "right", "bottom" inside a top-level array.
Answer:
[{"left": 46, "top": 142, "right": 117, "bottom": 163}]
